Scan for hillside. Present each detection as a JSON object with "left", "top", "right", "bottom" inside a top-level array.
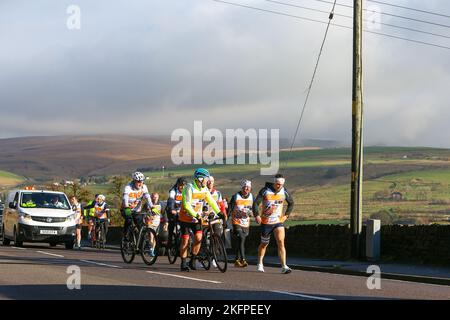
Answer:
[{"left": 0, "top": 135, "right": 172, "bottom": 181}]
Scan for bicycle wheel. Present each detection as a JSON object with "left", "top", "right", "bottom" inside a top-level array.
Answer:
[
  {"left": 140, "top": 227, "right": 159, "bottom": 266},
  {"left": 120, "top": 227, "right": 135, "bottom": 263},
  {"left": 198, "top": 237, "right": 211, "bottom": 270},
  {"left": 101, "top": 223, "right": 106, "bottom": 249},
  {"left": 167, "top": 232, "right": 178, "bottom": 264},
  {"left": 211, "top": 234, "right": 227, "bottom": 273},
  {"left": 96, "top": 226, "right": 102, "bottom": 249}
]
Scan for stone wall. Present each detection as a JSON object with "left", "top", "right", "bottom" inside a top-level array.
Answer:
[{"left": 100, "top": 224, "right": 450, "bottom": 265}]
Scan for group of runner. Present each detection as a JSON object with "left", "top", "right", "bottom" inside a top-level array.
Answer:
[{"left": 69, "top": 167, "right": 294, "bottom": 274}]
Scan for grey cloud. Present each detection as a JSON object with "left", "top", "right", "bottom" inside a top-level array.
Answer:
[{"left": 0, "top": 0, "right": 449, "bottom": 147}]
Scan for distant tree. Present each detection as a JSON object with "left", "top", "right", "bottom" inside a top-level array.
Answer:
[
  {"left": 370, "top": 209, "right": 398, "bottom": 225},
  {"left": 109, "top": 175, "right": 128, "bottom": 208}
]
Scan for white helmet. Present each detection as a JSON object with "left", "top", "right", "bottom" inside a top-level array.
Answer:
[
  {"left": 132, "top": 171, "right": 145, "bottom": 182},
  {"left": 241, "top": 179, "right": 252, "bottom": 188},
  {"left": 97, "top": 194, "right": 106, "bottom": 202}
]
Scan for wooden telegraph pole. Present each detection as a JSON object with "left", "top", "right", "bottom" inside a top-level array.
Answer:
[{"left": 351, "top": 0, "right": 364, "bottom": 259}]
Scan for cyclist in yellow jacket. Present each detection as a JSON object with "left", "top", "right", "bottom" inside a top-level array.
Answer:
[{"left": 178, "top": 168, "right": 221, "bottom": 272}]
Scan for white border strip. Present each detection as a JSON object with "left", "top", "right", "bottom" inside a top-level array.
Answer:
[
  {"left": 147, "top": 271, "right": 223, "bottom": 284},
  {"left": 270, "top": 290, "right": 334, "bottom": 300},
  {"left": 36, "top": 251, "right": 64, "bottom": 258},
  {"left": 80, "top": 259, "right": 122, "bottom": 269}
]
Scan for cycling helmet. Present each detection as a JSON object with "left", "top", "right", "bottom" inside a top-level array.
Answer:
[
  {"left": 176, "top": 177, "right": 187, "bottom": 186},
  {"left": 194, "top": 168, "right": 210, "bottom": 179},
  {"left": 132, "top": 171, "right": 145, "bottom": 182},
  {"left": 97, "top": 194, "right": 106, "bottom": 202},
  {"left": 241, "top": 179, "right": 252, "bottom": 188}
]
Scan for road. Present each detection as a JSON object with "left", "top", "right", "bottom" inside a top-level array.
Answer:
[{"left": 0, "top": 243, "right": 449, "bottom": 300}]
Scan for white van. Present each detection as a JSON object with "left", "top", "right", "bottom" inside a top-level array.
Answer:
[{"left": 1, "top": 189, "right": 76, "bottom": 249}]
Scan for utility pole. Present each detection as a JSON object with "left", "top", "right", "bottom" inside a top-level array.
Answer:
[{"left": 351, "top": 0, "right": 364, "bottom": 259}]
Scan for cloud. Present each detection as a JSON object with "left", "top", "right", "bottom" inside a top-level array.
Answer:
[{"left": 0, "top": 0, "right": 449, "bottom": 147}]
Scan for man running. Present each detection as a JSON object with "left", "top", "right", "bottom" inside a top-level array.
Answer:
[
  {"left": 253, "top": 174, "right": 294, "bottom": 274},
  {"left": 70, "top": 196, "right": 83, "bottom": 249},
  {"left": 228, "top": 179, "right": 254, "bottom": 268},
  {"left": 122, "top": 172, "right": 153, "bottom": 235},
  {"left": 178, "top": 168, "right": 221, "bottom": 272}
]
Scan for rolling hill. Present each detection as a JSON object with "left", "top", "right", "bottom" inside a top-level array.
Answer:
[{"left": 0, "top": 135, "right": 173, "bottom": 181}]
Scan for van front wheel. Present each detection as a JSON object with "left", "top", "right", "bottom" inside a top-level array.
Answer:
[
  {"left": 1, "top": 227, "right": 10, "bottom": 246},
  {"left": 65, "top": 241, "right": 74, "bottom": 250},
  {"left": 14, "top": 228, "right": 23, "bottom": 247}
]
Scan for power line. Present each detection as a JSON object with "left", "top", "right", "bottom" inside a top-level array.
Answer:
[
  {"left": 306, "top": 0, "right": 450, "bottom": 29},
  {"left": 366, "top": 0, "right": 450, "bottom": 19},
  {"left": 264, "top": 0, "right": 450, "bottom": 39},
  {"left": 211, "top": 0, "right": 450, "bottom": 50},
  {"left": 288, "top": 1, "right": 336, "bottom": 156}
]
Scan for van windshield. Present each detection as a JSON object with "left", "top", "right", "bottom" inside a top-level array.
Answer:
[{"left": 20, "top": 192, "right": 70, "bottom": 210}]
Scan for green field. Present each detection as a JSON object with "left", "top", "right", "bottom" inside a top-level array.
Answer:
[
  {"left": 79, "top": 146, "right": 450, "bottom": 225},
  {"left": 0, "top": 171, "right": 25, "bottom": 187}
]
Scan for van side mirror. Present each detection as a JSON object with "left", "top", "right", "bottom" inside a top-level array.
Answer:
[{"left": 9, "top": 202, "right": 16, "bottom": 209}]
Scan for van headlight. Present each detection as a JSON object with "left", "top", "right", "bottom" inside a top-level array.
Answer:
[
  {"left": 66, "top": 214, "right": 76, "bottom": 222},
  {"left": 21, "top": 213, "right": 32, "bottom": 221}
]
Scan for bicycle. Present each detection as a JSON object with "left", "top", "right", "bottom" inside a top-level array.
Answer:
[
  {"left": 120, "top": 213, "right": 160, "bottom": 265},
  {"left": 167, "top": 215, "right": 181, "bottom": 264},
  {"left": 94, "top": 219, "right": 107, "bottom": 250},
  {"left": 197, "top": 212, "right": 228, "bottom": 273}
]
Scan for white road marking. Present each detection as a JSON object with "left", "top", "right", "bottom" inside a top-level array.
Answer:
[
  {"left": 36, "top": 251, "right": 64, "bottom": 258},
  {"left": 270, "top": 290, "right": 335, "bottom": 300},
  {"left": 80, "top": 259, "right": 122, "bottom": 269},
  {"left": 146, "top": 271, "right": 223, "bottom": 284},
  {"left": 12, "top": 246, "right": 26, "bottom": 250}
]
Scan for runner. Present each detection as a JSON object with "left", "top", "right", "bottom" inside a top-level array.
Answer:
[
  {"left": 70, "top": 196, "right": 83, "bottom": 249},
  {"left": 228, "top": 179, "right": 254, "bottom": 267},
  {"left": 253, "top": 174, "right": 294, "bottom": 274}
]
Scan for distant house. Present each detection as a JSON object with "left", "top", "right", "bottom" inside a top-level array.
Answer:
[{"left": 391, "top": 192, "right": 403, "bottom": 201}]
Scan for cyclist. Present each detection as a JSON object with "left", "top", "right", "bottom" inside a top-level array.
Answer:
[
  {"left": 166, "top": 177, "right": 187, "bottom": 246},
  {"left": 205, "top": 176, "right": 228, "bottom": 268},
  {"left": 84, "top": 194, "right": 98, "bottom": 243},
  {"left": 253, "top": 173, "right": 294, "bottom": 274},
  {"left": 178, "top": 168, "right": 222, "bottom": 272},
  {"left": 122, "top": 172, "right": 153, "bottom": 236},
  {"left": 83, "top": 194, "right": 110, "bottom": 244},
  {"left": 70, "top": 196, "right": 83, "bottom": 249},
  {"left": 228, "top": 179, "right": 254, "bottom": 268},
  {"left": 206, "top": 176, "right": 228, "bottom": 227},
  {"left": 145, "top": 192, "right": 168, "bottom": 257}
]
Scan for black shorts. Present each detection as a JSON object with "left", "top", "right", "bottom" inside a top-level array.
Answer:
[
  {"left": 179, "top": 221, "right": 202, "bottom": 238},
  {"left": 233, "top": 225, "right": 249, "bottom": 237},
  {"left": 260, "top": 223, "right": 284, "bottom": 244}
]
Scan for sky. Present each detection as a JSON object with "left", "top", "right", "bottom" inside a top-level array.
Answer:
[{"left": 0, "top": 0, "right": 449, "bottom": 147}]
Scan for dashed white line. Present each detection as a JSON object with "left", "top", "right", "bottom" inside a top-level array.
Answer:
[
  {"left": 80, "top": 259, "right": 122, "bottom": 269},
  {"left": 36, "top": 251, "right": 64, "bottom": 258},
  {"left": 146, "top": 271, "right": 223, "bottom": 284},
  {"left": 270, "top": 290, "right": 335, "bottom": 300}
]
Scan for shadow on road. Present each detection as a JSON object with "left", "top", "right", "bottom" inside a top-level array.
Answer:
[{"left": 0, "top": 284, "right": 391, "bottom": 300}]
